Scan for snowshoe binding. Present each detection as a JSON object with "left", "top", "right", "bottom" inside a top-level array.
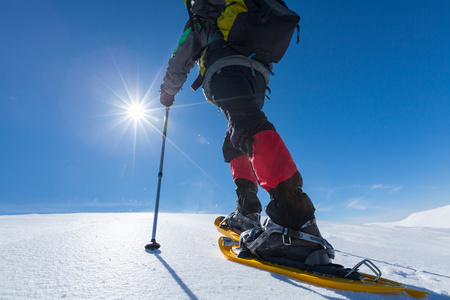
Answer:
[
  {"left": 238, "top": 217, "right": 360, "bottom": 279},
  {"left": 219, "top": 210, "right": 261, "bottom": 235},
  {"left": 239, "top": 217, "right": 333, "bottom": 264}
]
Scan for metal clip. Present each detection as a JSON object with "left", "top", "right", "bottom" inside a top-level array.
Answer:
[
  {"left": 282, "top": 235, "right": 291, "bottom": 246},
  {"left": 281, "top": 227, "right": 291, "bottom": 245},
  {"left": 345, "top": 259, "right": 382, "bottom": 282}
]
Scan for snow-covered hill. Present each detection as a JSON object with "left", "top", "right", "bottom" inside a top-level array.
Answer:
[
  {"left": 390, "top": 205, "right": 450, "bottom": 228},
  {"left": 0, "top": 212, "right": 449, "bottom": 299}
]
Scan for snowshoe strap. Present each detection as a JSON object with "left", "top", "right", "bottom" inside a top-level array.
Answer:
[
  {"left": 220, "top": 210, "right": 260, "bottom": 230},
  {"left": 234, "top": 210, "right": 261, "bottom": 227},
  {"left": 245, "top": 219, "right": 334, "bottom": 257},
  {"left": 281, "top": 226, "right": 334, "bottom": 250}
]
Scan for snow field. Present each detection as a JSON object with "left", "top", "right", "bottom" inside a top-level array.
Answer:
[{"left": 0, "top": 213, "right": 449, "bottom": 299}]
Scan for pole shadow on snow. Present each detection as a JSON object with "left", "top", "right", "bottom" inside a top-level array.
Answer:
[{"left": 146, "top": 250, "right": 199, "bottom": 300}]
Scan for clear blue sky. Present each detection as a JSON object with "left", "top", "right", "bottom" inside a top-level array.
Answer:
[{"left": 1, "top": 0, "right": 449, "bottom": 223}]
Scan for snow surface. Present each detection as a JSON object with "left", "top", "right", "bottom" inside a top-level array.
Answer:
[{"left": 1, "top": 212, "right": 449, "bottom": 299}]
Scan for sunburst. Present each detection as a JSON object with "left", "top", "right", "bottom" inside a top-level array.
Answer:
[
  {"left": 93, "top": 54, "right": 227, "bottom": 194},
  {"left": 92, "top": 57, "right": 165, "bottom": 167}
]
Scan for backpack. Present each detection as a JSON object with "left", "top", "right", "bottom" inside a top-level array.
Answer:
[{"left": 186, "top": 0, "right": 300, "bottom": 65}]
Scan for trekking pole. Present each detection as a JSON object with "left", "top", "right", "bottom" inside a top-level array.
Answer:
[{"left": 145, "top": 107, "right": 170, "bottom": 251}]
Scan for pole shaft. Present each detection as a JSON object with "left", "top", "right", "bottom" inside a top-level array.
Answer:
[{"left": 150, "top": 107, "right": 170, "bottom": 241}]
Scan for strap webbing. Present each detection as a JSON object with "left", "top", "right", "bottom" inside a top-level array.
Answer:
[{"left": 245, "top": 220, "right": 334, "bottom": 257}]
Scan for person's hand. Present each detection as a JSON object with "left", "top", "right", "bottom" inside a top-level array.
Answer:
[{"left": 160, "top": 90, "right": 175, "bottom": 107}]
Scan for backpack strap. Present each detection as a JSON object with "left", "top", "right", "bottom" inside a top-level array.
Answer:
[
  {"left": 186, "top": 0, "right": 196, "bottom": 31},
  {"left": 191, "top": 74, "right": 205, "bottom": 91}
]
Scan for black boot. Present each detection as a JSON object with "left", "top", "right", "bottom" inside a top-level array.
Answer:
[
  {"left": 266, "top": 171, "right": 314, "bottom": 230},
  {"left": 239, "top": 172, "right": 334, "bottom": 265},
  {"left": 220, "top": 179, "right": 262, "bottom": 234}
]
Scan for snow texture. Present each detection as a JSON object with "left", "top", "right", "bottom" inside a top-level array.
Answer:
[{"left": 0, "top": 211, "right": 449, "bottom": 299}]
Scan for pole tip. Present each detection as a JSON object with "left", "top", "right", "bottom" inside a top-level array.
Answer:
[{"left": 145, "top": 240, "right": 161, "bottom": 251}]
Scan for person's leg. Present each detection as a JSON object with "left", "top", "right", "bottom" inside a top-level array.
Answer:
[
  {"left": 237, "top": 130, "right": 333, "bottom": 265},
  {"left": 210, "top": 65, "right": 333, "bottom": 265},
  {"left": 230, "top": 154, "right": 261, "bottom": 216},
  {"left": 220, "top": 153, "right": 262, "bottom": 234},
  {"left": 250, "top": 129, "right": 315, "bottom": 229},
  {"left": 213, "top": 65, "right": 315, "bottom": 230},
  {"left": 212, "top": 65, "right": 267, "bottom": 233}
]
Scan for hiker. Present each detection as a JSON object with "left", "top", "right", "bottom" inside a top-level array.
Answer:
[{"left": 160, "top": 0, "right": 333, "bottom": 265}]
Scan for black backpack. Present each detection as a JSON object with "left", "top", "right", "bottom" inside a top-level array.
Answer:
[{"left": 186, "top": 0, "right": 300, "bottom": 64}]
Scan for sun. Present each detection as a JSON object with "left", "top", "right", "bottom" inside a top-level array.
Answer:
[
  {"left": 118, "top": 98, "right": 156, "bottom": 133},
  {"left": 127, "top": 102, "right": 147, "bottom": 122}
]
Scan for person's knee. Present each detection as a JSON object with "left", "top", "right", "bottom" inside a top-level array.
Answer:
[{"left": 232, "top": 120, "right": 275, "bottom": 157}]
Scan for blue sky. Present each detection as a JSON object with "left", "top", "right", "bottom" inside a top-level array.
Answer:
[{"left": 1, "top": 0, "right": 449, "bottom": 223}]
